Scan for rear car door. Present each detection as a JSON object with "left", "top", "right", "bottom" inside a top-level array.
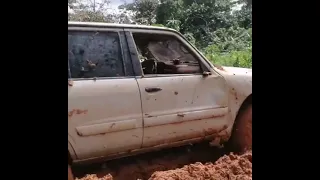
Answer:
[
  {"left": 124, "top": 29, "right": 230, "bottom": 148},
  {"left": 68, "top": 25, "right": 143, "bottom": 160}
]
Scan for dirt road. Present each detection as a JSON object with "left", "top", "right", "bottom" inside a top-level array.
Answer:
[{"left": 73, "top": 141, "right": 252, "bottom": 180}]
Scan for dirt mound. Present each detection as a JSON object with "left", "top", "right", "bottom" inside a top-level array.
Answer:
[
  {"left": 76, "top": 174, "right": 113, "bottom": 180},
  {"left": 76, "top": 151, "right": 251, "bottom": 180},
  {"left": 149, "top": 151, "right": 252, "bottom": 180}
]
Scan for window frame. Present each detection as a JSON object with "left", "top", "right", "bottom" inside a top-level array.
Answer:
[
  {"left": 68, "top": 26, "right": 135, "bottom": 81},
  {"left": 124, "top": 29, "right": 214, "bottom": 78}
]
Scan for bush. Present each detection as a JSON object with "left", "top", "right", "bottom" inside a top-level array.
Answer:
[{"left": 204, "top": 45, "right": 252, "bottom": 68}]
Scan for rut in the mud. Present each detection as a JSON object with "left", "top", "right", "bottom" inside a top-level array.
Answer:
[{"left": 73, "top": 141, "right": 251, "bottom": 180}]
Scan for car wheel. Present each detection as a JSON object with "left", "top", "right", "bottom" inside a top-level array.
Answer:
[
  {"left": 228, "top": 104, "right": 252, "bottom": 153},
  {"left": 68, "top": 164, "right": 74, "bottom": 180}
]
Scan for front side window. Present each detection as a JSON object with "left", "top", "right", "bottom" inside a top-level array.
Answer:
[
  {"left": 132, "top": 33, "right": 201, "bottom": 75},
  {"left": 68, "top": 31, "right": 124, "bottom": 78}
]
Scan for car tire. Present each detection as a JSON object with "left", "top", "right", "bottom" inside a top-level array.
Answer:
[
  {"left": 228, "top": 104, "right": 252, "bottom": 153},
  {"left": 68, "top": 164, "right": 74, "bottom": 180}
]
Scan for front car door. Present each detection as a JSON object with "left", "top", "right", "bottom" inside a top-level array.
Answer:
[
  {"left": 68, "top": 24, "right": 143, "bottom": 161},
  {"left": 124, "top": 29, "right": 230, "bottom": 148}
]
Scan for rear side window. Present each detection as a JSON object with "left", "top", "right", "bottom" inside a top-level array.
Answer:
[{"left": 68, "top": 31, "right": 124, "bottom": 79}]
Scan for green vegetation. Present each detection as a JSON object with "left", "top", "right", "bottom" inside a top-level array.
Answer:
[{"left": 68, "top": 0, "right": 252, "bottom": 68}]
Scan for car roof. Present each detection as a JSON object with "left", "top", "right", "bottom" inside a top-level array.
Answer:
[{"left": 68, "top": 21, "right": 177, "bottom": 32}]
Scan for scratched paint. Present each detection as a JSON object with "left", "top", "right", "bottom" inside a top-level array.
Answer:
[
  {"left": 68, "top": 109, "right": 88, "bottom": 119},
  {"left": 76, "top": 119, "right": 138, "bottom": 137},
  {"left": 68, "top": 80, "right": 74, "bottom": 86},
  {"left": 144, "top": 107, "right": 228, "bottom": 128}
]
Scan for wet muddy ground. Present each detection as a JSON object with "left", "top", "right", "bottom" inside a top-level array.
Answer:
[{"left": 73, "top": 141, "right": 251, "bottom": 180}]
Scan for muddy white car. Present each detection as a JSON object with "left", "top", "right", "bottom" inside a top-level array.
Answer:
[{"left": 68, "top": 21, "right": 252, "bottom": 171}]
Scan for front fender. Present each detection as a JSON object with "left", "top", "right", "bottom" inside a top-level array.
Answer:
[
  {"left": 68, "top": 135, "right": 77, "bottom": 161},
  {"left": 215, "top": 67, "right": 252, "bottom": 125}
]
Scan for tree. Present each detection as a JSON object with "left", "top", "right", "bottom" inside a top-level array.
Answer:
[
  {"left": 68, "top": 0, "right": 113, "bottom": 22},
  {"left": 69, "top": 0, "right": 252, "bottom": 68},
  {"left": 233, "top": 0, "right": 252, "bottom": 28},
  {"left": 155, "top": 0, "right": 184, "bottom": 25},
  {"left": 122, "top": 0, "right": 160, "bottom": 25}
]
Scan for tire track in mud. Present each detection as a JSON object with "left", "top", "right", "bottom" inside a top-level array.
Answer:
[{"left": 72, "top": 141, "right": 229, "bottom": 180}]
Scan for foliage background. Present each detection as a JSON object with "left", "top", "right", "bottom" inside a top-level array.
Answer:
[{"left": 68, "top": 0, "right": 252, "bottom": 68}]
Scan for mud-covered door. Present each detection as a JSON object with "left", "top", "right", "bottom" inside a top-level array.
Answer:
[
  {"left": 68, "top": 27, "right": 143, "bottom": 160},
  {"left": 125, "top": 29, "right": 230, "bottom": 148}
]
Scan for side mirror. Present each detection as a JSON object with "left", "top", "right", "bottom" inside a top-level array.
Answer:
[{"left": 202, "top": 71, "right": 211, "bottom": 77}]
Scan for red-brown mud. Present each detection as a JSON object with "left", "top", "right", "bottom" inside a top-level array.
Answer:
[{"left": 74, "top": 142, "right": 252, "bottom": 180}]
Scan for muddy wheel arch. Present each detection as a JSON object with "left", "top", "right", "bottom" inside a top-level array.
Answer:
[
  {"left": 68, "top": 140, "right": 77, "bottom": 164},
  {"left": 231, "top": 94, "right": 251, "bottom": 129},
  {"left": 68, "top": 151, "right": 73, "bottom": 165},
  {"left": 236, "top": 94, "right": 251, "bottom": 116},
  {"left": 226, "top": 94, "right": 252, "bottom": 152}
]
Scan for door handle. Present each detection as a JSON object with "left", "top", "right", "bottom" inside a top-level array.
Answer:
[{"left": 145, "top": 87, "right": 162, "bottom": 93}]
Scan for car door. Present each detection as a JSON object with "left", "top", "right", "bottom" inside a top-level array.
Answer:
[
  {"left": 68, "top": 26, "right": 143, "bottom": 160},
  {"left": 124, "top": 29, "right": 230, "bottom": 148}
]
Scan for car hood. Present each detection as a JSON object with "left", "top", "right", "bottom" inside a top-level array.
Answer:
[{"left": 221, "top": 66, "right": 252, "bottom": 75}]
